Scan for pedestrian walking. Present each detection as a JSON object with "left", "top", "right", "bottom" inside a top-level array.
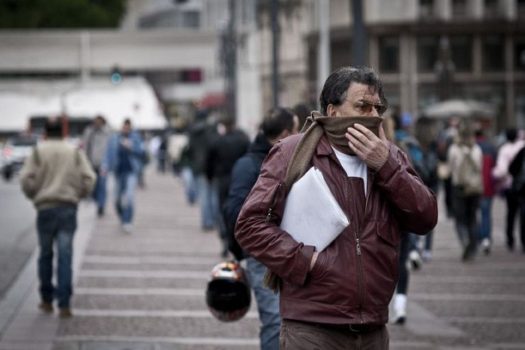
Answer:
[
  {"left": 492, "top": 128, "right": 525, "bottom": 252},
  {"left": 20, "top": 118, "right": 96, "bottom": 318},
  {"left": 235, "top": 66, "right": 438, "bottom": 349},
  {"left": 187, "top": 110, "right": 219, "bottom": 231},
  {"left": 206, "top": 115, "right": 250, "bottom": 257},
  {"left": 223, "top": 107, "right": 299, "bottom": 350},
  {"left": 447, "top": 121, "right": 483, "bottom": 261},
  {"left": 104, "top": 119, "right": 144, "bottom": 233},
  {"left": 475, "top": 129, "right": 497, "bottom": 254},
  {"left": 82, "top": 115, "right": 111, "bottom": 217},
  {"left": 508, "top": 142, "right": 525, "bottom": 253}
]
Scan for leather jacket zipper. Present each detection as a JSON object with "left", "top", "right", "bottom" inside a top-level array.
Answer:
[{"left": 266, "top": 182, "right": 283, "bottom": 223}]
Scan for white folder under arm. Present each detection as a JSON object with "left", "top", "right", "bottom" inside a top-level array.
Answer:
[{"left": 280, "top": 167, "right": 349, "bottom": 252}]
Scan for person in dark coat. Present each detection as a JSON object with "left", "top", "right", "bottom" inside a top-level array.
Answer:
[
  {"left": 206, "top": 115, "right": 250, "bottom": 256},
  {"left": 223, "top": 107, "right": 299, "bottom": 350}
]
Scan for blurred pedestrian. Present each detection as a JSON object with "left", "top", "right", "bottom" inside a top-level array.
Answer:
[
  {"left": 475, "top": 129, "right": 497, "bottom": 254},
  {"left": 293, "top": 102, "right": 312, "bottom": 131},
  {"left": 20, "top": 118, "right": 95, "bottom": 318},
  {"left": 437, "top": 117, "right": 459, "bottom": 218},
  {"left": 492, "top": 128, "right": 525, "bottom": 252},
  {"left": 206, "top": 115, "right": 250, "bottom": 257},
  {"left": 82, "top": 115, "right": 111, "bottom": 217},
  {"left": 235, "top": 66, "right": 437, "bottom": 349},
  {"left": 104, "top": 119, "right": 144, "bottom": 233},
  {"left": 187, "top": 110, "right": 219, "bottom": 231},
  {"left": 447, "top": 121, "right": 483, "bottom": 261},
  {"left": 223, "top": 107, "right": 299, "bottom": 350}
]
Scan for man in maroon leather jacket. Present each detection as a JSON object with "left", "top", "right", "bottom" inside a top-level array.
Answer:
[{"left": 235, "top": 67, "right": 438, "bottom": 349}]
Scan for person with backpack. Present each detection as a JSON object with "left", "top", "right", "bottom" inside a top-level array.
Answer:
[
  {"left": 223, "top": 107, "right": 299, "bottom": 350},
  {"left": 475, "top": 129, "right": 497, "bottom": 254},
  {"left": 235, "top": 67, "right": 437, "bottom": 349},
  {"left": 447, "top": 121, "right": 483, "bottom": 261}
]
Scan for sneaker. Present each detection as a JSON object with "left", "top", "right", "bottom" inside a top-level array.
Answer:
[
  {"left": 59, "top": 308, "right": 73, "bottom": 319},
  {"left": 481, "top": 238, "right": 491, "bottom": 255},
  {"left": 122, "top": 223, "right": 133, "bottom": 234},
  {"left": 39, "top": 302, "right": 53, "bottom": 314},
  {"left": 422, "top": 250, "right": 432, "bottom": 262},
  {"left": 392, "top": 294, "right": 407, "bottom": 325},
  {"left": 409, "top": 250, "right": 423, "bottom": 270}
]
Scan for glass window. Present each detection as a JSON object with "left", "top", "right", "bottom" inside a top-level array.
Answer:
[
  {"left": 379, "top": 36, "right": 400, "bottom": 73},
  {"left": 519, "top": 0, "right": 525, "bottom": 19},
  {"left": 484, "top": 0, "right": 502, "bottom": 18},
  {"left": 419, "top": 0, "right": 435, "bottom": 19},
  {"left": 515, "top": 38, "right": 525, "bottom": 71},
  {"left": 182, "top": 11, "right": 200, "bottom": 28},
  {"left": 482, "top": 35, "right": 504, "bottom": 72},
  {"left": 452, "top": 0, "right": 468, "bottom": 18},
  {"left": 450, "top": 36, "right": 473, "bottom": 72},
  {"left": 417, "top": 36, "right": 439, "bottom": 72}
]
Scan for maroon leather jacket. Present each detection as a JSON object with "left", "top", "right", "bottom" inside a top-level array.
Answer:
[{"left": 235, "top": 133, "right": 437, "bottom": 325}]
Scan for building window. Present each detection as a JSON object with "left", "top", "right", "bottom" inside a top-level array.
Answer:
[
  {"left": 182, "top": 10, "right": 200, "bottom": 28},
  {"left": 452, "top": 0, "right": 468, "bottom": 18},
  {"left": 419, "top": 0, "right": 435, "bottom": 19},
  {"left": 516, "top": 38, "right": 525, "bottom": 71},
  {"left": 482, "top": 35, "right": 504, "bottom": 72},
  {"left": 379, "top": 36, "right": 400, "bottom": 73},
  {"left": 484, "top": 0, "right": 502, "bottom": 18},
  {"left": 450, "top": 36, "right": 473, "bottom": 72},
  {"left": 519, "top": 0, "right": 525, "bottom": 19},
  {"left": 417, "top": 36, "right": 439, "bottom": 73}
]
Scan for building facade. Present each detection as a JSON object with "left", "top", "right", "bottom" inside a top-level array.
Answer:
[{"left": 256, "top": 0, "right": 525, "bottom": 131}]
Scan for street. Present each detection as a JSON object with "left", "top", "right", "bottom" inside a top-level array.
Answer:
[
  {"left": 0, "top": 177, "right": 36, "bottom": 299},
  {"left": 0, "top": 169, "right": 524, "bottom": 350}
]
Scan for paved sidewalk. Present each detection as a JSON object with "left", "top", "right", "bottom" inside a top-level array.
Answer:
[{"left": 0, "top": 170, "right": 524, "bottom": 350}]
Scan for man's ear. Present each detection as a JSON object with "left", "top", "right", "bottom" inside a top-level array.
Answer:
[{"left": 327, "top": 104, "right": 337, "bottom": 117}]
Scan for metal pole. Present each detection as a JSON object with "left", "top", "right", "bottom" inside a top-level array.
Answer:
[
  {"left": 271, "top": 0, "right": 280, "bottom": 108},
  {"left": 226, "top": 0, "right": 237, "bottom": 120},
  {"left": 351, "top": 0, "right": 367, "bottom": 66},
  {"left": 318, "top": 0, "right": 331, "bottom": 104}
]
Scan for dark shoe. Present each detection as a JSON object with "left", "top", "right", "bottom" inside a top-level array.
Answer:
[
  {"left": 39, "top": 302, "right": 53, "bottom": 314},
  {"left": 97, "top": 207, "right": 104, "bottom": 217},
  {"left": 59, "top": 308, "right": 73, "bottom": 318}
]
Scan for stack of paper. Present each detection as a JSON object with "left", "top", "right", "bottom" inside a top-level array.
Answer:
[{"left": 280, "top": 167, "right": 349, "bottom": 252}]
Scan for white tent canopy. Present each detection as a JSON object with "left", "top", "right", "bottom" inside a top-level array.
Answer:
[
  {"left": 0, "top": 77, "right": 167, "bottom": 131},
  {"left": 423, "top": 99, "right": 496, "bottom": 119}
]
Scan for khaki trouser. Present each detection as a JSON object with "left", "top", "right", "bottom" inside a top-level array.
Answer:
[{"left": 280, "top": 319, "right": 389, "bottom": 350}]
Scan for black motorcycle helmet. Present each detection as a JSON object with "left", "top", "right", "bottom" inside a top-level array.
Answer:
[{"left": 206, "top": 261, "right": 251, "bottom": 322}]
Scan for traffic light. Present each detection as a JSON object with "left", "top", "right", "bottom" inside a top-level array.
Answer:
[{"left": 110, "top": 66, "right": 122, "bottom": 85}]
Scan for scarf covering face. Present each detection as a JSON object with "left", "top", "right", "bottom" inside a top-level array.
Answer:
[{"left": 303, "top": 112, "right": 383, "bottom": 155}]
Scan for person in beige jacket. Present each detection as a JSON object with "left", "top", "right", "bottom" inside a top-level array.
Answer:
[{"left": 20, "top": 118, "right": 95, "bottom": 318}]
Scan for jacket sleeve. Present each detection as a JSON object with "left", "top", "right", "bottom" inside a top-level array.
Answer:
[
  {"left": 235, "top": 144, "right": 315, "bottom": 286},
  {"left": 222, "top": 156, "right": 258, "bottom": 260},
  {"left": 19, "top": 149, "right": 39, "bottom": 199},
  {"left": 77, "top": 150, "right": 96, "bottom": 198},
  {"left": 375, "top": 144, "right": 438, "bottom": 234}
]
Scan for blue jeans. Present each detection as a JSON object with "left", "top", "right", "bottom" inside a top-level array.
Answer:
[
  {"left": 36, "top": 206, "right": 77, "bottom": 308},
  {"left": 92, "top": 170, "right": 107, "bottom": 211},
  {"left": 115, "top": 172, "right": 137, "bottom": 224},
  {"left": 245, "top": 257, "right": 280, "bottom": 350},
  {"left": 181, "top": 167, "right": 197, "bottom": 205},
  {"left": 478, "top": 196, "right": 492, "bottom": 242},
  {"left": 197, "top": 175, "right": 218, "bottom": 230}
]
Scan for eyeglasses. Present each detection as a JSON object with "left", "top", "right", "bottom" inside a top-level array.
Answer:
[{"left": 344, "top": 99, "right": 387, "bottom": 116}]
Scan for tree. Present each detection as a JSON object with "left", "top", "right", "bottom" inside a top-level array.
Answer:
[{"left": 0, "top": 0, "right": 126, "bottom": 28}]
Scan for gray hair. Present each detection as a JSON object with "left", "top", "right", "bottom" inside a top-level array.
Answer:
[{"left": 319, "top": 66, "right": 388, "bottom": 115}]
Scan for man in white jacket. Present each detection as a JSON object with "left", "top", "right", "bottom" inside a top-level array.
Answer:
[{"left": 20, "top": 118, "right": 95, "bottom": 318}]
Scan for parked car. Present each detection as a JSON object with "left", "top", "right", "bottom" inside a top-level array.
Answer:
[{"left": 1, "top": 135, "right": 38, "bottom": 181}]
